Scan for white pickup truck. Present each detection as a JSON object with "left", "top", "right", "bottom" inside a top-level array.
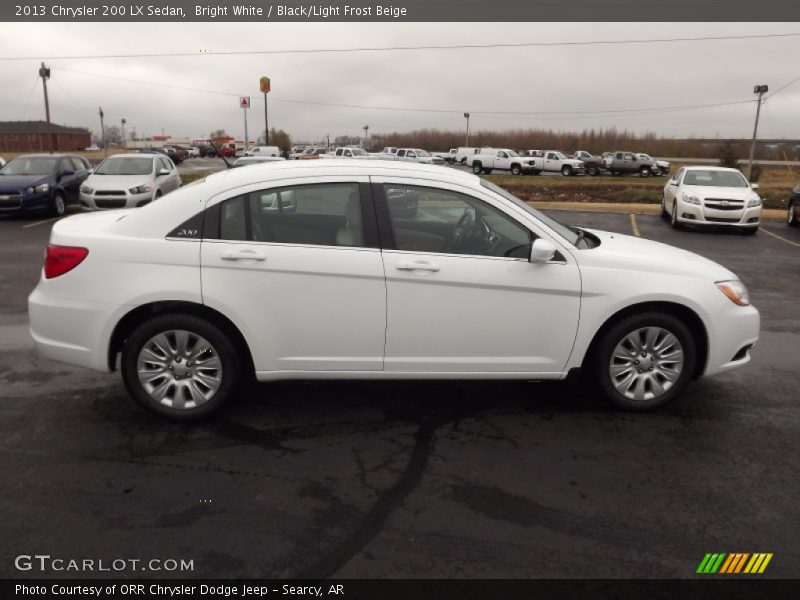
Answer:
[
  {"left": 320, "top": 147, "right": 374, "bottom": 160},
  {"left": 524, "top": 150, "right": 586, "bottom": 176},
  {"left": 395, "top": 148, "right": 446, "bottom": 165},
  {"left": 466, "top": 148, "right": 535, "bottom": 175}
]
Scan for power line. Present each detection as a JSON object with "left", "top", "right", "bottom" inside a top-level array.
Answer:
[
  {"left": 767, "top": 74, "right": 800, "bottom": 99},
  {"left": 5, "top": 31, "right": 800, "bottom": 62},
  {"left": 55, "top": 65, "right": 756, "bottom": 118}
]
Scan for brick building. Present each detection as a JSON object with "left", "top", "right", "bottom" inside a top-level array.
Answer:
[{"left": 0, "top": 120, "right": 91, "bottom": 153}]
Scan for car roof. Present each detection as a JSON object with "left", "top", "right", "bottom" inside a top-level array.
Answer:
[
  {"left": 682, "top": 166, "right": 741, "bottom": 172},
  {"left": 102, "top": 153, "right": 156, "bottom": 159},
  {"left": 13, "top": 153, "right": 71, "bottom": 158}
]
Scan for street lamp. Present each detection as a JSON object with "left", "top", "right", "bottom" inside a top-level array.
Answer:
[
  {"left": 464, "top": 112, "right": 470, "bottom": 147},
  {"left": 121, "top": 118, "right": 126, "bottom": 148},
  {"left": 748, "top": 84, "right": 768, "bottom": 180}
]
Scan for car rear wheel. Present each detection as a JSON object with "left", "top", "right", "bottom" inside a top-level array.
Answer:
[
  {"left": 639, "top": 166, "right": 651, "bottom": 178},
  {"left": 592, "top": 312, "right": 696, "bottom": 410},
  {"left": 472, "top": 163, "right": 483, "bottom": 174},
  {"left": 50, "top": 192, "right": 65, "bottom": 217},
  {"left": 121, "top": 314, "right": 241, "bottom": 421},
  {"left": 788, "top": 200, "right": 798, "bottom": 227}
]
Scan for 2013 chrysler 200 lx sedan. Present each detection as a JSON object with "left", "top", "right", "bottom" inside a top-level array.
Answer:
[{"left": 28, "top": 161, "right": 760, "bottom": 420}]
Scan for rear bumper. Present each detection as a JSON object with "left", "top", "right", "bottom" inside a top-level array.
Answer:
[{"left": 28, "top": 283, "right": 121, "bottom": 372}]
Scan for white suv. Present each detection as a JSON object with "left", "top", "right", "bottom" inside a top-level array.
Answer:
[{"left": 29, "top": 161, "right": 759, "bottom": 420}]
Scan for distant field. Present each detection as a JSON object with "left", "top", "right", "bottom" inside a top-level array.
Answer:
[{"left": 487, "top": 162, "right": 798, "bottom": 209}]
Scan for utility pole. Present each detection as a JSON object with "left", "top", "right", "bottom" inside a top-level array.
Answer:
[
  {"left": 98, "top": 107, "right": 106, "bottom": 158},
  {"left": 326, "top": 134, "right": 330, "bottom": 153},
  {"left": 363, "top": 124, "right": 369, "bottom": 149},
  {"left": 748, "top": 84, "right": 768, "bottom": 180},
  {"left": 464, "top": 112, "right": 470, "bottom": 147},
  {"left": 121, "top": 118, "right": 126, "bottom": 148},
  {"left": 39, "top": 62, "right": 53, "bottom": 154},
  {"left": 259, "top": 77, "right": 271, "bottom": 146}
]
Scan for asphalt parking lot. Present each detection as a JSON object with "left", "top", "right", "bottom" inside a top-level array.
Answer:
[{"left": 1, "top": 207, "right": 798, "bottom": 579}]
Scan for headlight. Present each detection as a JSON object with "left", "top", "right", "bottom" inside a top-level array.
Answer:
[
  {"left": 26, "top": 183, "right": 50, "bottom": 194},
  {"left": 80, "top": 185, "right": 93, "bottom": 194},
  {"left": 716, "top": 280, "right": 750, "bottom": 306},
  {"left": 747, "top": 197, "right": 762, "bottom": 208},
  {"left": 681, "top": 192, "right": 701, "bottom": 205},
  {"left": 129, "top": 185, "right": 152, "bottom": 194}
]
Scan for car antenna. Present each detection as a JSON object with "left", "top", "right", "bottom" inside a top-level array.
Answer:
[{"left": 207, "top": 139, "right": 236, "bottom": 169}]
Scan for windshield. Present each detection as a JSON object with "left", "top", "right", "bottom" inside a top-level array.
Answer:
[
  {"left": 506, "top": 150, "right": 520, "bottom": 157},
  {"left": 351, "top": 148, "right": 368, "bottom": 156},
  {"left": 0, "top": 156, "right": 57, "bottom": 176},
  {"left": 554, "top": 151, "right": 568, "bottom": 159},
  {"left": 94, "top": 157, "right": 153, "bottom": 176},
  {"left": 683, "top": 170, "right": 749, "bottom": 188},
  {"left": 415, "top": 150, "right": 431, "bottom": 157},
  {"left": 638, "top": 154, "right": 651, "bottom": 160},
  {"left": 481, "top": 180, "right": 580, "bottom": 246}
]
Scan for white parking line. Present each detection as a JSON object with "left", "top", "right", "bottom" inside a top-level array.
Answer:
[
  {"left": 760, "top": 226, "right": 800, "bottom": 247},
  {"left": 22, "top": 216, "right": 61, "bottom": 229}
]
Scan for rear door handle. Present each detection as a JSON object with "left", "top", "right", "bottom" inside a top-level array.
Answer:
[
  {"left": 396, "top": 261, "right": 440, "bottom": 272},
  {"left": 221, "top": 249, "right": 267, "bottom": 261}
]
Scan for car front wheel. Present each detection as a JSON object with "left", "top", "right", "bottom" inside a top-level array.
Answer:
[
  {"left": 660, "top": 196, "right": 669, "bottom": 220},
  {"left": 561, "top": 165, "right": 573, "bottom": 176},
  {"left": 670, "top": 200, "right": 681, "bottom": 229},
  {"left": 51, "top": 192, "right": 66, "bottom": 217},
  {"left": 789, "top": 200, "right": 798, "bottom": 227},
  {"left": 593, "top": 312, "right": 696, "bottom": 410},
  {"left": 472, "top": 163, "right": 483, "bottom": 174},
  {"left": 121, "top": 314, "right": 241, "bottom": 420}
]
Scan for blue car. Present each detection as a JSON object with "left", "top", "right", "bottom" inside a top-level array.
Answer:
[{"left": 0, "top": 154, "right": 92, "bottom": 216}]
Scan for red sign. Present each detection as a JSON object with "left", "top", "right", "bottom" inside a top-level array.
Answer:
[
  {"left": 239, "top": 96, "right": 250, "bottom": 109},
  {"left": 259, "top": 76, "right": 271, "bottom": 94}
]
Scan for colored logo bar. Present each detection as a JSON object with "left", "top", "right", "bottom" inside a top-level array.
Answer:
[{"left": 696, "top": 553, "right": 773, "bottom": 574}]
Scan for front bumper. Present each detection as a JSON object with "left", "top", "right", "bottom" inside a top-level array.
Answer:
[
  {"left": 0, "top": 191, "right": 53, "bottom": 213},
  {"left": 704, "top": 303, "right": 760, "bottom": 377},
  {"left": 80, "top": 190, "right": 153, "bottom": 211},
  {"left": 675, "top": 200, "right": 762, "bottom": 228}
]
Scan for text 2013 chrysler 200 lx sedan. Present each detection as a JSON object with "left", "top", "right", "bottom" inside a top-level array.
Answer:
[{"left": 28, "top": 161, "right": 759, "bottom": 420}]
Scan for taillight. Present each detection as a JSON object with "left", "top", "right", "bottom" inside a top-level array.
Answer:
[{"left": 44, "top": 244, "right": 89, "bottom": 279}]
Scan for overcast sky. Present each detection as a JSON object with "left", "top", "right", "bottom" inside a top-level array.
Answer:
[{"left": 1, "top": 22, "right": 798, "bottom": 144}]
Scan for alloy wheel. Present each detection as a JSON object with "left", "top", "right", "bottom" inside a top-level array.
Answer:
[
  {"left": 609, "top": 327, "right": 684, "bottom": 402},
  {"left": 136, "top": 330, "right": 222, "bottom": 409}
]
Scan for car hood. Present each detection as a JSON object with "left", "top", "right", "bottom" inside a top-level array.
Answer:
[
  {"left": 680, "top": 185, "right": 757, "bottom": 199},
  {"left": 86, "top": 174, "right": 153, "bottom": 189},
  {"left": 0, "top": 175, "right": 50, "bottom": 188},
  {"left": 581, "top": 228, "right": 736, "bottom": 280}
]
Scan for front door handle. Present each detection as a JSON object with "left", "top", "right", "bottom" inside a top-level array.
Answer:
[
  {"left": 396, "top": 261, "right": 440, "bottom": 272},
  {"left": 221, "top": 249, "right": 267, "bottom": 261}
]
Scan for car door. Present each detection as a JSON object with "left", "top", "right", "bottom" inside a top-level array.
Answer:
[
  {"left": 200, "top": 177, "right": 387, "bottom": 373},
  {"left": 57, "top": 158, "right": 80, "bottom": 202},
  {"left": 664, "top": 168, "right": 684, "bottom": 213},
  {"left": 372, "top": 177, "right": 581, "bottom": 375},
  {"left": 156, "top": 157, "right": 177, "bottom": 193},
  {"left": 406, "top": 151, "right": 417, "bottom": 162},
  {"left": 496, "top": 150, "right": 509, "bottom": 170},
  {"left": 544, "top": 152, "right": 560, "bottom": 172}
]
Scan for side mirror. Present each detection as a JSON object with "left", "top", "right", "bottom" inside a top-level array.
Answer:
[
  {"left": 750, "top": 183, "right": 759, "bottom": 190},
  {"left": 158, "top": 169, "right": 170, "bottom": 176},
  {"left": 530, "top": 238, "right": 557, "bottom": 263}
]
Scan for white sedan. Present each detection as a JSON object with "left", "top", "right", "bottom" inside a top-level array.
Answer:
[
  {"left": 29, "top": 160, "right": 759, "bottom": 420},
  {"left": 661, "top": 166, "right": 762, "bottom": 234}
]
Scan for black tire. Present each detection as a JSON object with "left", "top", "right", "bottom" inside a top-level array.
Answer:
[
  {"left": 561, "top": 165, "right": 573, "bottom": 177},
  {"left": 121, "top": 313, "right": 242, "bottom": 421},
  {"left": 472, "top": 162, "right": 483, "bottom": 175},
  {"left": 591, "top": 312, "right": 696, "bottom": 411},
  {"left": 531, "top": 170, "right": 541, "bottom": 176},
  {"left": 482, "top": 168, "right": 493, "bottom": 175},
  {"left": 610, "top": 170, "right": 620, "bottom": 176},
  {"left": 670, "top": 200, "right": 681, "bottom": 229},
  {"left": 588, "top": 166, "right": 599, "bottom": 176},
  {"left": 511, "top": 164, "right": 522, "bottom": 176},
  {"left": 639, "top": 166, "right": 651, "bottom": 178},
  {"left": 50, "top": 191, "right": 66, "bottom": 217},
  {"left": 461, "top": 157, "right": 467, "bottom": 166},
  {"left": 660, "top": 196, "right": 669, "bottom": 220},
  {"left": 788, "top": 200, "right": 798, "bottom": 227}
]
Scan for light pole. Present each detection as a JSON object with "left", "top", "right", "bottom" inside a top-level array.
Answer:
[
  {"left": 121, "top": 118, "right": 126, "bottom": 148},
  {"left": 260, "top": 77, "right": 271, "bottom": 145},
  {"left": 98, "top": 107, "right": 106, "bottom": 158},
  {"left": 39, "top": 63, "right": 52, "bottom": 153},
  {"left": 464, "top": 112, "right": 470, "bottom": 147},
  {"left": 363, "top": 124, "right": 369, "bottom": 149},
  {"left": 747, "top": 84, "right": 768, "bottom": 180}
]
